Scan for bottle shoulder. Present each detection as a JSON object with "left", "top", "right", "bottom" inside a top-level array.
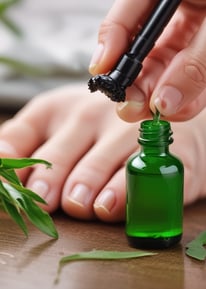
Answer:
[{"left": 127, "top": 151, "right": 184, "bottom": 174}]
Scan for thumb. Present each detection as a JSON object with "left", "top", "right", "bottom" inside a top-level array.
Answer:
[{"left": 150, "top": 19, "right": 206, "bottom": 119}]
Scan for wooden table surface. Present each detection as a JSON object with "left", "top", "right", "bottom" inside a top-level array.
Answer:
[{"left": 0, "top": 113, "right": 206, "bottom": 289}]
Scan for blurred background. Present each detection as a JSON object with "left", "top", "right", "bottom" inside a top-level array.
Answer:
[{"left": 0, "top": 0, "right": 112, "bottom": 111}]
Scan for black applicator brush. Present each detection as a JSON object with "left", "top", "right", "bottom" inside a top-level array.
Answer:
[{"left": 88, "top": 0, "right": 181, "bottom": 102}]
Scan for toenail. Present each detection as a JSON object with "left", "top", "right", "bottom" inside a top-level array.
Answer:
[
  {"left": 67, "top": 184, "right": 91, "bottom": 207},
  {"left": 29, "top": 180, "right": 49, "bottom": 200},
  {"left": 0, "top": 141, "right": 18, "bottom": 155},
  {"left": 94, "top": 189, "right": 116, "bottom": 213}
]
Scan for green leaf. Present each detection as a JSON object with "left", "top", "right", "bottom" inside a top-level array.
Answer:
[
  {"left": 0, "top": 14, "right": 22, "bottom": 36},
  {"left": 21, "top": 194, "right": 58, "bottom": 238},
  {"left": 2, "top": 182, "right": 58, "bottom": 239},
  {"left": 0, "top": 157, "right": 58, "bottom": 238},
  {"left": 0, "top": 168, "right": 22, "bottom": 185},
  {"left": 0, "top": 158, "right": 52, "bottom": 169},
  {"left": 185, "top": 231, "right": 206, "bottom": 261},
  {"left": 0, "top": 0, "right": 22, "bottom": 36},
  {"left": 55, "top": 249, "right": 157, "bottom": 283},
  {"left": 1, "top": 197, "right": 28, "bottom": 235},
  {"left": 4, "top": 182, "right": 47, "bottom": 204},
  {"left": 0, "top": 0, "right": 21, "bottom": 13},
  {"left": 59, "top": 250, "right": 156, "bottom": 264}
]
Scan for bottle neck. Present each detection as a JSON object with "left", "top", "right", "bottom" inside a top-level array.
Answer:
[
  {"left": 138, "top": 119, "right": 173, "bottom": 155},
  {"left": 140, "top": 144, "right": 169, "bottom": 155}
]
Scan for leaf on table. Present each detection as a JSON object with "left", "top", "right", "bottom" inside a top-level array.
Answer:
[
  {"left": 60, "top": 249, "right": 157, "bottom": 263},
  {"left": 185, "top": 231, "right": 206, "bottom": 261},
  {"left": 55, "top": 249, "right": 157, "bottom": 283},
  {"left": 0, "top": 157, "right": 58, "bottom": 239}
]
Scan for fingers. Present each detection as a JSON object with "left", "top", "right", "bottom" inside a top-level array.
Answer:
[
  {"left": 91, "top": 0, "right": 206, "bottom": 122},
  {"left": 89, "top": 0, "right": 158, "bottom": 75},
  {"left": 150, "top": 18, "right": 206, "bottom": 119}
]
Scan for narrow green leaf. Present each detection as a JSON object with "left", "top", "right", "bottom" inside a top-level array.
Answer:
[
  {"left": 0, "top": 14, "right": 22, "bottom": 36},
  {"left": 185, "top": 231, "right": 206, "bottom": 261},
  {"left": 1, "top": 197, "right": 28, "bottom": 235},
  {"left": 4, "top": 182, "right": 47, "bottom": 204},
  {"left": 0, "top": 180, "right": 28, "bottom": 234},
  {"left": 59, "top": 250, "right": 156, "bottom": 264},
  {"left": 55, "top": 249, "right": 157, "bottom": 283},
  {"left": 0, "top": 181, "right": 13, "bottom": 201},
  {"left": 0, "top": 157, "right": 58, "bottom": 238},
  {"left": 21, "top": 196, "right": 58, "bottom": 239},
  {"left": 0, "top": 158, "right": 52, "bottom": 169},
  {"left": 0, "top": 168, "right": 22, "bottom": 185},
  {"left": 3, "top": 183, "right": 58, "bottom": 238},
  {"left": 0, "top": 0, "right": 22, "bottom": 36},
  {"left": 0, "top": 0, "right": 21, "bottom": 13}
]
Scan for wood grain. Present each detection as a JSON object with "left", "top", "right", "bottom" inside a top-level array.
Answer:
[{"left": 0, "top": 200, "right": 206, "bottom": 289}]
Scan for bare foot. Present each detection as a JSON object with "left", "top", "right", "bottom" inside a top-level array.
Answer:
[{"left": 0, "top": 84, "right": 137, "bottom": 221}]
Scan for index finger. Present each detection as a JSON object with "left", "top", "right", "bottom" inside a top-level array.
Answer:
[{"left": 89, "top": 0, "right": 159, "bottom": 75}]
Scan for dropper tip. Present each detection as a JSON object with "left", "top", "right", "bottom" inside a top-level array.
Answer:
[{"left": 88, "top": 74, "right": 126, "bottom": 102}]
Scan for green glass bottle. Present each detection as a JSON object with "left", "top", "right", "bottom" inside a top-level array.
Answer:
[{"left": 126, "top": 117, "right": 184, "bottom": 249}]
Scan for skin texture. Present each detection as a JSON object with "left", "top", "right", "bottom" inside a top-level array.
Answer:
[
  {"left": 89, "top": 0, "right": 206, "bottom": 122},
  {"left": 0, "top": 1, "right": 206, "bottom": 222},
  {"left": 0, "top": 84, "right": 206, "bottom": 222}
]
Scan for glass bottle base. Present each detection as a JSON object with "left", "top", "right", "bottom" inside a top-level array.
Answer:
[{"left": 127, "top": 234, "right": 182, "bottom": 249}]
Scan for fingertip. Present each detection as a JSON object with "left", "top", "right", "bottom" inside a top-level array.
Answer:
[
  {"left": 89, "top": 23, "right": 130, "bottom": 75},
  {"left": 116, "top": 100, "right": 146, "bottom": 123},
  {"left": 89, "top": 43, "right": 105, "bottom": 75},
  {"left": 150, "top": 86, "right": 184, "bottom": 117}
]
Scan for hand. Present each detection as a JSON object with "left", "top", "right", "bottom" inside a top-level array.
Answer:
[{"left": 89, "top": 0, "right": 206, "bottom": 122}]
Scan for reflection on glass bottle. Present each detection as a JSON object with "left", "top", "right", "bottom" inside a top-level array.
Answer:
[{"left": 126, "top": 118, "right": 184, "bottom": 249}]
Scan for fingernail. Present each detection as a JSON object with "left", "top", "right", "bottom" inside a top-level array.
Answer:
[
  {"left": 117, "top": 100, "right": 145, "bottom": 112},
  {"left": 67, "top": 184, "right": 91, "bottom": 207},
  {"left": 29, "top": 180, "right": 49, "bottom": 199},
  {"left": 0, "top": 141, "right": 17, "bottom": 156},
  {"left": 154, "top": 86, "right": 183, "bottom": 116},
  {"left": 89, "top": 43, "right": 104, "bottom": 74},
  {"left": 94, "top": 189, "right": 115, "bottom": 213}
]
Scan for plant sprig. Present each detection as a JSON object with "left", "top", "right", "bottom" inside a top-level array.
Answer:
[
  {"left": 185, "top": 231, "right": 206, "bottom": 261},
  {"left": 0, "top": 157, "right": 58, "bottom": 238},
  {"left": 55, "top": 249, "right": 157, "bottom": 283}
]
